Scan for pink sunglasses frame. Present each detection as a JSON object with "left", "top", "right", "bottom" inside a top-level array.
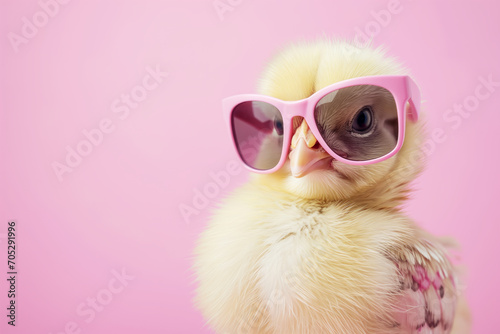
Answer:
[{"left": 223, "top": 75, "right": 421, "bottom": 174}]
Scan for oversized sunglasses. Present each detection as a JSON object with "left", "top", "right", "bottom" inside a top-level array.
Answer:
[{"left": 223, "top": 75, "right": 421, "bottom": 173}]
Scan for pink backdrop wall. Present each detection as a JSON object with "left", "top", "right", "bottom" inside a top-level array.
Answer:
[{"left": 1, "top": 1, "right": 499, "bottom": 333}]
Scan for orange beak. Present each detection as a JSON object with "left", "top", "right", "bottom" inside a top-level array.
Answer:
[{"left": 288, "top": 120, "right": 332, "bottom": 178}]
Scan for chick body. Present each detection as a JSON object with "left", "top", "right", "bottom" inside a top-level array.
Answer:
[{"left": 194, "top": 40, "right": 471, "bottom": 334}]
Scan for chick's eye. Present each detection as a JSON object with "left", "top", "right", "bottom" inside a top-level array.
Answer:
[
  {"left": 352, "top": 106, "right": 373, "bottom": 133},
  {"left": 273, "top": 118, "right": 284, "bottom": 135}
]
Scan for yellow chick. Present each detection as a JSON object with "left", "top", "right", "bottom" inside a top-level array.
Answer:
[{"left": 194, "top": 40, "right": 471, "bottom": 334}]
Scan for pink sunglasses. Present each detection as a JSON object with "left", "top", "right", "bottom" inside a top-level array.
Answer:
[{"left": 223, "top": 75, "right": 421, "bottom": 173}]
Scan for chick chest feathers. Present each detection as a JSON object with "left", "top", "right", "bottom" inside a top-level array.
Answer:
[{"left": 194, "top": 183, "right": 455, "bottom": 333}]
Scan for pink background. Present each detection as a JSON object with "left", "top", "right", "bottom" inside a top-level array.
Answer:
[{"left": 1, "top": 1, "right": 499, "bottom": 333}]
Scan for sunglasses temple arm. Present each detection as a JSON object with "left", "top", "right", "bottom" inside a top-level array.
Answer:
[{"left": 406, "top": 77, "right": 421, "bottom": 122}]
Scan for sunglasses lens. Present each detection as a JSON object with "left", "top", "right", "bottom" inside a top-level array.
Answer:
[
  {"left": 314, "top": 85, "right": 399, "bottom": 162},
  {"left": 231, "top": 101, "right": 284, "bottom": 170}
]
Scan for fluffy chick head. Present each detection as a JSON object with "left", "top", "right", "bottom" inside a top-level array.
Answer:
[{"left": 251, "top": 40, "right": 425, "bottom": 207}]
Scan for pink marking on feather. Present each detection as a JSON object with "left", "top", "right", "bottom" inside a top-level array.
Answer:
[
  {"left": 413, "top": 266, "right": 431, "bottom": 291},
  {"left": 433, "top": 275, "right": 443, "bottom": 290}
]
